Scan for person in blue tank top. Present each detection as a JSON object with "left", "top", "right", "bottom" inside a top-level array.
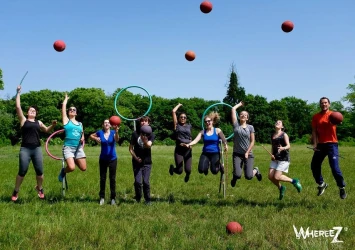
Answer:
[
  {"left": 58, "top": 93, "right": 87, "bottom": 182},
  {"left": 11, "top": 85, "right": 57, "bottom": 202},
  {"left": 182, "top": 112, "right": 228, "bottom": 175},
  {"left": 90, "top": 119, "right": 120, "bottom": 206}
]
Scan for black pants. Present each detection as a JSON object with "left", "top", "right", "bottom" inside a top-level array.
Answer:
[
  {"left": 132, "top": 160, "right": 152, "bottom": 202},
  {"left": 173, "top": 146, "right": 192, "bottom": 175},
  {"left": 198, "top": 152, "right": 221, "bottom": 175},
  {"left": 99, "top": 158, "right": 117, "bottom": 199}
]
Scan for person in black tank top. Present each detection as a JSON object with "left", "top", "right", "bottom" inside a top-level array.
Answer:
[
  {"left": 267, "top": 120, "right": 302, "bottom": 200},
  {"left": 11, "top": 85, "right": 57, "bottom": 202},
  {"left": 169, "top": 103, "right": 193, "bottom": 182}
]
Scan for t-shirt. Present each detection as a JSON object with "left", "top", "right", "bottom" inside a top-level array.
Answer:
[
  {"left": 312, "top": 111, "right": 337, "bottom": 143},
  {"left": 21, "top": 120, "right": 41, "bottom": 148},
  {"left": 130, "top": 131, "right": 155, "bottom": 164},
  {"left": 175, "top": 123, "right": 192, "bottom": 145},
  {"left": 233, "top": 121, "right": 255, "bottom": 154},
  {"left": 96, "top": 130, "right": 117, "bottom": 161}
]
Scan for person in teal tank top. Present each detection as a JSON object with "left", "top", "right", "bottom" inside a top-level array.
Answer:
[
  {"left": 58, "top": 93, "right": 87, "bottom": 182},
  {"left": 182, "top": 112, "right": 228, "bottom": 176}
]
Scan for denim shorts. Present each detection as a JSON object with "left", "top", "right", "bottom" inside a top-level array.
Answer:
[{"left": 62, "top": 145, "right": 86, "bottom": 160}]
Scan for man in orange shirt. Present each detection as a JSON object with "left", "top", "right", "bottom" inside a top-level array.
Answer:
[{"left": 311, "top": 97, "right": 346, "bottom": 199}]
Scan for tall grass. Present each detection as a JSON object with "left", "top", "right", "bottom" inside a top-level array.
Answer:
[{"left": 0, "top": 144, "right": 353, "bottom": 249}]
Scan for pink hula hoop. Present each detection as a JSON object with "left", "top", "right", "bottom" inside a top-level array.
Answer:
[{"left": 45, "top": 129, "right": 85, "bottom": 160}]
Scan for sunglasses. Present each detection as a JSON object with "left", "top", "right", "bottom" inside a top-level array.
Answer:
[
  {"left": 69, "top": 108, "right": 76, "bottom": 112},
  {"left": 180, "top": 116, "right": 187, "bottom": 119},
  {"left": 204, "top": 120, "right": 212, "bottom": 123}
]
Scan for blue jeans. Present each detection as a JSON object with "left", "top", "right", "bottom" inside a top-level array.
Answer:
[{"left": 311, "top": 143, "right": 345, "bottom": 188}]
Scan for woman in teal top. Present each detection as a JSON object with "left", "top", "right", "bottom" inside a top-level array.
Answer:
[
  {"left": 58, "top": 93, "right": 87, "bottom": 182},
  {"left": 183, "top": 112, "right": 228, "bottom": 175}
]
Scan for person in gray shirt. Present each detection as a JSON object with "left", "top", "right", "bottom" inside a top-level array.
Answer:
[{"left": 230, "top": 101, "right": 262, "bottom": 187}]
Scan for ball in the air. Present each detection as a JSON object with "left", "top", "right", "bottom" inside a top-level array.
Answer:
[
  {"left": 200, "top": 1, "right": 213, "bottom": 14},
  {"left": 53, "top": 40, "right": 66, "bottom": 52},
  {"left": 281, "top": 21, "right": 294, "bottom": 33},
  {"left": 185, "top": 50, "right": 196, "bottom": 61}
]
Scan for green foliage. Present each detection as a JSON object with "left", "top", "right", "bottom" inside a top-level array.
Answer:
[
  {"left": 223, "top": 63, "right": 246, "bottom": 106},
  {"left": 0, "top": 68, "right": 4, "bottom": 90}
]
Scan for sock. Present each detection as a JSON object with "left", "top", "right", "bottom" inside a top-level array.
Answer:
[{"left": 291, "top": 179, "right": 296, "bottom": 184}]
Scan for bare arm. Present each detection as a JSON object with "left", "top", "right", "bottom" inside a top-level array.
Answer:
[
  {"left": 185, "top": 131, "right": 203, "bottom": 147},
  {"left": 129, "top": 144, "right": 141, "bottom": 162},
  {"left": 15, "top": 86, "right": 26, "bottom": 126},
  {"left": 278, "top": 133, "right": 290, "bottom": 153},
  {"left": 90, "top": 132, "right": 100, "bottom": 144},
  {"left": 246, "top": 132, "right": 255, "bottom": 155},
  {"left": 172, "top": 103, "right": 182, "bottom": 130},
  {"left": 312, "top": 127, "right": 318, "bottom": 149},
  {"left": 231, "top": 101, "right": 243, "bottom": 125},
  {"left": 62, "top": 93, "right": 69, "bottom": 125},
  {"left": 217, "top": 128, "right": 228, "bottom": 152},
  {"left": 114, "top": 126, "right": 119, "bottom": 142},
  {"left": 39, "top": 120, "right": 57, "bottom": 133}
]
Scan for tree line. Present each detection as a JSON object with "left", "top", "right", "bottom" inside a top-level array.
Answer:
[{"left": 0, "top": 67, "right": 354, "bottom": 146}]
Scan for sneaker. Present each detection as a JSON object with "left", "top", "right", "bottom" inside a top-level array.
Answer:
[
  {"left": 99, "top": 198, "right": 105, "bottom": 205},
  {"left": 317, "top": 182, "right": 328, "bottom": 196},
  {"left": 11, "top": 190, "right": 18, "bottom": 202},
  {"left": 339, "top": 188, "right": 347, "bottom": 199},
  {"left": 231, "top": 177, "right": 237, "bottom": 187},
  {"left": 184, "top": 174, "right": 190, "bottom": 183},
  {"left": 169, "top": 165, "right": 174, "bottom": 176},
  {"left": 111, "top": 199, "right": 116, "bottom": 205},
  {"left": 293, "top": 179, "right": 302, "bottom": 193},
  {"left": 58, "top": 168, "right": 66, "bottom": 182},
  {"left": 279, "top": 185, "right": 286, "bottom": 200},
  {"left": 254, "top": 167, "right": 262, "bottom": 181},
  {"left": 35, "top": 186, "right": 45, "bottom": 199}
]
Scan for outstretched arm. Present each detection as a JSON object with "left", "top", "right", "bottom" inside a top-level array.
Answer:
[
  {"left": 15, "top": 86, "right": 26, "bottom": 126},
  {"left": 39, "top": 120, "right": 57, "bottom": 133},
  {"left": 184, "top": 131, "right": 203, "bottom": 148},
  {"left": 231, "top": 101, "right": 243, "bottom": 125},
  {"left": 62, "top": 92, "right": 69, "bottom": 125},
  {"left": 172, "top": 103, "right": 182, "bottom": 130}
]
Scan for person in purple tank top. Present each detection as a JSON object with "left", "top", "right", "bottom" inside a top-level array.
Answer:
[
  {"left": 182, "top": 112, "right": 228, "bottom": 176},
  {"left": 90, "top": 119, "right": 120, "bottom": 206},
  {"left": 169, "top": 103, "right": 192, "bottom": 182},
  {"left": 11, "top": 85, "right": 57, "bottom": 202}
]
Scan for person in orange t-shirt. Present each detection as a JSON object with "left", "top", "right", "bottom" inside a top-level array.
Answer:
[{"left": 311, "top": 97, "right": 346, "bottom": 199}]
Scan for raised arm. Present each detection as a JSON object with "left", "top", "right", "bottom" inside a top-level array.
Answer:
[
  {"left": 15, "top": 86, "right": 26, "bottom": 126},
  {"left": 231, "top": 101, "right": 244, "bottom": 124},
  {"left": 62, "top": 93, "right": 69, "bottom": 125},
  {"left": 172, "top": 103, "right": 182, "bottom": 130},
  {"left": 114, "top": 126, "right": 120, "bottom": 142}
]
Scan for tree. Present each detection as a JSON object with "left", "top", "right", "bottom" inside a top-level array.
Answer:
[
  {"left": 0, "top": 68, "right": 4, "bottom": 90},
  {"left": 223, "top": 63, "right": 246, "bottom": 105}
]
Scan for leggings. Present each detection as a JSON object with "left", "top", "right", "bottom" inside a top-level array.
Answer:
[
  {"left": 198, "top": 152, "right": 221, "bottom": 175},
  {"left": 232, "top": 152, "right": 255, "bottom": 180},
  {"left": 18, "top": 146, "right": 43, "bottom": 177},
  {"left": 173, "top": 146, "right": 192, "bottom": 175}
]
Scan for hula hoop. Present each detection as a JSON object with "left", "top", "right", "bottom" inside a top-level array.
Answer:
[
  {"left": 201, "top": 102, "right": 237, "bottom": 140},
  {"left": 45, "top": 129, "right": 85, "bottom": 160},
  {"left": 114, "top": 85, "right": 152, "bottom": 121}
]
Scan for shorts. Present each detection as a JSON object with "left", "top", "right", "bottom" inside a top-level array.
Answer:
[
  {"left": 62, "top": 145, "right": 86, "bottom": 160},
  {"left": 270, "top": 160, "right": 290, "bottom": 173}
]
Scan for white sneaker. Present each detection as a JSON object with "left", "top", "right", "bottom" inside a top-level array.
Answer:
[
  {"left": 99, "top": 198, "right": 105, "bottom": 205},
  {"left": 111, "top": 199, "right": 116, "bottom": 206}
]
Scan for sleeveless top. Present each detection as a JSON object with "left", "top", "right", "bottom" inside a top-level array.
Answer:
[
  {"left": 271, "top": 132, "right": 290, "bottom": 161},
  {"left": 64, "top": 120, "right": 83, "bottom": 147},
  {"left": 21, "top": 120, "right": 41, "bottom": 148},
  {"left": 175, "top": 123, "right": 192, "bottom": 145},
  {"left": 202, "top": 128, "right": 219, "bottom": 153}
]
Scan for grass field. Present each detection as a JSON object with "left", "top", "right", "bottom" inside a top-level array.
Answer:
[{"left": 0, "top": 144, "right": 353, "bottom": 250}]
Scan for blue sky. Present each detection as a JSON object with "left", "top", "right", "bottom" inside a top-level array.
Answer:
[{"left": 1, "top": 0, "right": 354, "bottom": 105}]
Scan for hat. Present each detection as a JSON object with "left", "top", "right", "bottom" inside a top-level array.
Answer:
[{"left": 140, "top": 125, "right": 152, "bottom": 136}]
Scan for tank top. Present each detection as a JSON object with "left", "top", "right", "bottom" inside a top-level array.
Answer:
[
  {"left": 202, "top": 128, "right": 219, "bottom": 153},
  {"left": 175, "top": 123, "right": 192, "bottom": 145},
  {"left": 64, "top": 120, "right": 83, "bottom": 147},
  {"left": 271, "top": 132, "right": 290, "bottom": 161},
  {"left": 21, "top": 120, "right": 41, "bottom": 148}
]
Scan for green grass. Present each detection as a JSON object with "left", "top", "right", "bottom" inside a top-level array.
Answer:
[{"left": 0, "top": 144, "right": 353, "bottom": 250}]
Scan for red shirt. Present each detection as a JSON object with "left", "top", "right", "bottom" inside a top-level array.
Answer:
[{"left": 312, "top": 111, "right": 337, "bottom": 143}]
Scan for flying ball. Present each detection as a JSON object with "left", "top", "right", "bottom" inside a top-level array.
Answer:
[
  {"left": 281, "top": 21, "right": 294, "bottom": 33},
  {"left": 200, "top": 1, "right": 213, "bottom": 14},
  {"left": 53, "top": 40, "right": 66, "bottom": 52},
  {"left": 185, "top": 50, "right": 196, "bottom": 61},
  {"left": 329, "top": 112, "right": 343, "bottom": 125},
  {"left": 109, "top": 116, "right": 121, "bottom": 126},
  {"left": 226, "top": 221, "right": 243, "bottom": 234}
]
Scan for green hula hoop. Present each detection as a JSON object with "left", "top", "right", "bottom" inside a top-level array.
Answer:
[
  {"left": 114, "top": 85, "right": 152, "bottom": 121},
  {"left": 201, "top": 102, "right": 238, "bottom": 140}
]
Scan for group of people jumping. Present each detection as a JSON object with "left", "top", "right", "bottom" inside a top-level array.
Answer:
[{"left": 11, "top": 85, "right": 347, "bottom": 205}]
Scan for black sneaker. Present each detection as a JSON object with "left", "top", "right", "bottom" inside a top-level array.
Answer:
[
  {"left": 340, "top": 188, "right": 347, "bottom": 199},
  {"left": 184, "top": 174, "right": 190, "bottom": 183},
  {"left": 254, "top": 167, "right": 262, "bottom": 181},
  {"left": 231, "top": 177, "right": 237, "bottom": 187},
  {"left": 317, "top": 182, "right": 328, "bottom": 196},
  {"left": 169, "top": 165, "right": 174, "bottom": 176}
]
